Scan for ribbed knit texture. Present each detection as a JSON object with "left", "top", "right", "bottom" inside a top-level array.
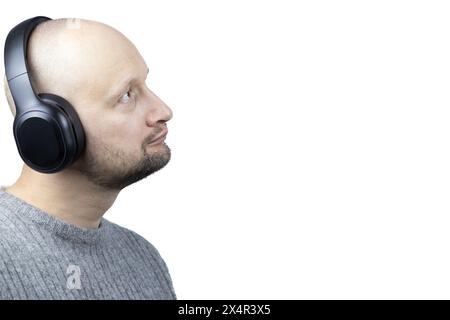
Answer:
[{"left": 0, "top": 186, "right": 176, "bottom": 300}]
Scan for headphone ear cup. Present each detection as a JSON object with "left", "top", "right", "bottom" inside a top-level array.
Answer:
[
  {"left": 37, "top": 93, "right": 86, "bottom": 163},
  {"left": 13, "top": 104, "right": 67, "bottom": 172},
  {"left": 13, "top": 93, "right": 86, "bottom": 173}
]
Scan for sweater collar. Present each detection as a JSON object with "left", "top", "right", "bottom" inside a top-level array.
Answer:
[{"left": 0, "top": 185, "right": 112, "bottom": 245}]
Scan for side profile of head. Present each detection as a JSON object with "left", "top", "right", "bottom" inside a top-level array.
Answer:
[{"left": 3, "top": 18, "right": 173, "bottom": 191}]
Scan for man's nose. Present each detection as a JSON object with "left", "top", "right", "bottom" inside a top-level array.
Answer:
[{"left": 143, "top": 88, "right": 173, "bottom": 127}]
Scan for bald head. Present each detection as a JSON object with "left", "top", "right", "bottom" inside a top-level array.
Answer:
[{"left": 4, "top": 17, "right": 147, "bottom": 115}]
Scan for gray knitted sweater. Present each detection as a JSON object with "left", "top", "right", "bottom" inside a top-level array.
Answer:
[{"left": 0, "top": 186, "right": 176, "bottom": 300}]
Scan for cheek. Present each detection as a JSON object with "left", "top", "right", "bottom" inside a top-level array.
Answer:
[
  {"left": 88, "top": 125, "right": 145, "bottom": 161},
  {"left": 79, "top": 107, "right": 145, "bottom": 153}
]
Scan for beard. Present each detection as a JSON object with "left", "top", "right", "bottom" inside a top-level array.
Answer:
[{"left": 71, "top": 140, "right": 171, "bottom": 191}]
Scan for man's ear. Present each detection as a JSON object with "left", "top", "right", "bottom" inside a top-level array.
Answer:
[{"left": 3, "top": 74, "right": 16, "bottom": 117}]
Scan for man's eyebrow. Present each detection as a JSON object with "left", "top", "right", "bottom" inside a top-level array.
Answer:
[{"left": 107, "top": 67, "right": 150, "bottom": 102}]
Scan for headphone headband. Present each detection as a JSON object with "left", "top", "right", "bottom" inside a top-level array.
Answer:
[{"left": 4, "top": 16, "right": 50, "bottom": 113}]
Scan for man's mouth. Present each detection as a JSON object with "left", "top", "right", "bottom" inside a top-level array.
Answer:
[{"left": 147, "top": 128, "right": 168, "bottom": 146}]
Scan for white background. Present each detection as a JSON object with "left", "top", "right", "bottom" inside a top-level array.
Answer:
[{"left": 1, "top": 0, "right": 450, "bottom": 299}]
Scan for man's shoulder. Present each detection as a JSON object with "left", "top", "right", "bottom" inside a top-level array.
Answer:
[
  {"left": 0, "top": 210, "right": 29, "bottom": 261},
  {"left": 102, "top": 218, "right": 169, "bottom": 267},
  {"left": 0, "top": 206, "right": 23, "bottom": 240},
  {"left": 103, "top": 218, "right": 177, "bottom": 299}
]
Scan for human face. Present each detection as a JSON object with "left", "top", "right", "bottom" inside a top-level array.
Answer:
[{"left": 66, "top": 25, "right": 173, "bottom": 190}]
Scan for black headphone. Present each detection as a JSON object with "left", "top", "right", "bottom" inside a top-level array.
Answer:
[{"left": 4, "top": 16, "right": 86, "bottom": 173}]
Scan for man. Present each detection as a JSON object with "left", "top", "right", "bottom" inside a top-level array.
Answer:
[{"left": 0, "top": 17, "right": 176, "bottom": 299}]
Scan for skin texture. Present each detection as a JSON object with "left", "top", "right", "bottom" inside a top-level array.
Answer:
[{"left": 3, "top": 18, "right": 173, "bottom": 229}]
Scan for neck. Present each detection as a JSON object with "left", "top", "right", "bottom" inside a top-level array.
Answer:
[{"left": 4, "top": 165, "right": 119, "bottom": 229}]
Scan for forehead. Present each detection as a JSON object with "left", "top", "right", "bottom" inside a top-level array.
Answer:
[
  {"left": 104, "top": 53, "right": 147, "bottom": 91},
  {"left": 33, "top": 22, "right": 148, "bottom": 106},
  {"left": 78, "top": 40, "right": 147, "bottom": 103}
]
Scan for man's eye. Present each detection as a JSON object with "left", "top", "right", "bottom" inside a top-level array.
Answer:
[{"left": 119, "top": 91, "right": 132, "bottom": 104}]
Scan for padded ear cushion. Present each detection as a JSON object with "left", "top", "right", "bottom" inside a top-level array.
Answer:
[{"left": 37, "top": 93, "right": 86, "bottom": 160}]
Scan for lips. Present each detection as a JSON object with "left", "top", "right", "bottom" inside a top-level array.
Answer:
[{"left": 148, "top": 128, "right": 168, "bottom": 145}]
